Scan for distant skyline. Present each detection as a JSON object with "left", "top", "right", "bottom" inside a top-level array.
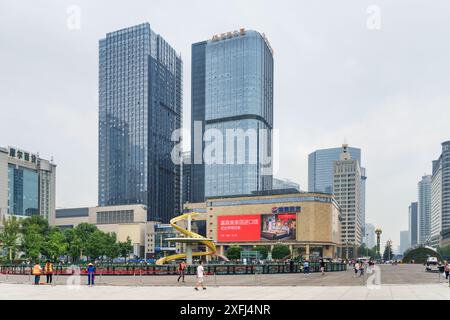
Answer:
[{"left": 1, "top": 0, "right": 450, "bottom": 248}]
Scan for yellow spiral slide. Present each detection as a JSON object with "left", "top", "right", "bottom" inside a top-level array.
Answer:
[{"left": 155, "top": 212, "right": 217, "bottom": 265}]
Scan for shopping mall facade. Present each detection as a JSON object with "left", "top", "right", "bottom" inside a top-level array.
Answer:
[{"left": 185, "top": 191, "right": 343, "bottom": 259}]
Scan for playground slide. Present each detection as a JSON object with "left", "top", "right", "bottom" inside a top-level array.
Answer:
[{"left": 155, "top": 212, "right": 217, "bottom": 265}]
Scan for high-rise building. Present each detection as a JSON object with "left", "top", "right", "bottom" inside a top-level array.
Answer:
[
  {"left": 182, "top": 151, "right": 192, "bottom": 205},
  {"left": 309, "top": 145, "right": 366, "bottom": 244},
  {"left": 399, "top": 230, "right": 411, "bottom": 255},
  {"left": 333, "top": 144, "right": 362, "bottom": 250},
  {"left": 308, "top": 147, "right": 361, "bottom": 194},
  {"left": 409, "top": 202, "right": 419, "bottom": 246},
  {"left": 364, "top": 223, "right": 376, "bottom": 248},
  {"left": 418, "top": 175, "right": 431, "bottom": 245},
  {"left": 98, "top": 23, "right": 182, "bottom": 223},
  {"left": 0, "top": 146, "right": 56, "bottom": 224},
  {"left": 272, "top": 178, "right": 300, "bottom": 192},
  {"left": 430, "top": 141, "right": 450, "bottom": 247},
  {"left": 191, "top": 28, "right": 273, "bottom": 200}
]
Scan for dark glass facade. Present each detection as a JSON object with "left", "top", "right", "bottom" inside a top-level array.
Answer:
[
  {"left": 98, "top": 23, "right": 182, "bottom": 223},
  {"left": 8, "top": 164, "right": 39, "bottom": 216}
]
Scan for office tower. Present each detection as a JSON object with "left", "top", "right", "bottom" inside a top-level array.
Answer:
[
  {"left": 308, "top": 147, "right": 361, "bottom": 194},
  {"left": 430, "top": 141, "right": 450, "bottom": 247},
  {"left": 191, "top": 28, "right": 273, "bottom": 199},
  {"left": 272, "top": 178, "right": 300, "bottom": 191},
  {"left": 309, "top": 145, "right": 366, "bottom": 244},
  {"left": 399, "top": 230, "right": 411, "bottom": 254},
  {"left": 0, "top": 146, "right": 56, "bottom": 224},
  {"left": 409, "top": 202, "right": 418, "bottom": 246},
  {"left": 418, "top": 175, "right": 431, "bottom": 245},
  {"left": 98, "top": 23, "right": 182, "bottom": 223},
  {"left": 182, "top": 151, "right": 192, "bottom": 205},
  {"left": 364, "top": 223, "right": 376, "bottom": 248},
  {"left": 333, "top": 144, "right": 362, "bottom": 250}
]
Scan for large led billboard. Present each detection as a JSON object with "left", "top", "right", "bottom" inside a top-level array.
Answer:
[{"left": 217, "top": 209, "right": 298, "bottom": 242}]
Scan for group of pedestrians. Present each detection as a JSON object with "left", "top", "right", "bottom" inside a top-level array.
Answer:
[
  {"left": 32, "top": 260, "right": 54, "bottom": 285},
  {"left": 31, "top": 261, "right": 96, "bottom": 286},
  {"left": 352, "top": 260, "right": 372, "bottom": 277}
]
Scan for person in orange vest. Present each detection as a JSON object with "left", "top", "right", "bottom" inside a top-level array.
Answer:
[
  {"left": 44, "top": 260, "right": 54, "bottom": 284},
  {"left": 32, "top": 262, "right": 42, "bottom": 285}
]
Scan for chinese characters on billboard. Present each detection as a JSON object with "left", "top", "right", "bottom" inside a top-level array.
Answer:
[{"left": 217, "top": 207, "right": 299, "bottom": 242}]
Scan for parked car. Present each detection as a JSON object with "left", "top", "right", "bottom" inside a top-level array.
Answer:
[{"left": 425, "top": 256, "right": 440, "bottom": 272}]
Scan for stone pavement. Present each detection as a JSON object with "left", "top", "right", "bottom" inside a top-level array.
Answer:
[
  {"left": 1, "top": 264, "right": 449, "bottom": 300},
  {"left": 0, "top": 264, "right": 443, "bottom": 287},
  {"left": 1, "top": 283, "right": 450, "bottom": 300}
]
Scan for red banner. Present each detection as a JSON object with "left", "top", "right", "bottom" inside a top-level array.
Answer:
[{"left": 217, "top": 215, "right": 261, "bottom": 242}]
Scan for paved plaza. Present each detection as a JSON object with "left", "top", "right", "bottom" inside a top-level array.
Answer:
[{"left": 1, "top": 264, "right": 449, "bottom": 300}]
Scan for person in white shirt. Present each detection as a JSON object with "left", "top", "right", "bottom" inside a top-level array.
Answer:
[{"left": 195, "top": 260, "right": 206, "bottom": 290}]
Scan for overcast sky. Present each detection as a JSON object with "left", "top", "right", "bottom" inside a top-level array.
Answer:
[{"left": 1, "top": 0, "right": 450, "bottom": 250}]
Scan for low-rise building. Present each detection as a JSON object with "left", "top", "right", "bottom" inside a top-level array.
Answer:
[{"left": 184, "top": 191, "right": 342, "bottom": 259}]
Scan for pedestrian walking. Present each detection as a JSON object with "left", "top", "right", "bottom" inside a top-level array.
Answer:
[
  {"left": 359, "top": 261, "right": 365, "bottom": 277},
  {"left": 44, "top": 260, "right": 54, "bottom": 284},
  {"left": 32, "top": 262, "right": 42, "bottom": 285},
  {"left": 178, "top": 260, "right": 186, "bottom": 283},
  {"left": 194, "top": 261, "right": 206, "bottom": 290},
  {"left": 87, "top": 263, "right": 96, "bottom": 286},
  {"left": 444, "top": 261, "right": 449, "bottom": 280},
  {"left": 320, "top": 259, "right": 326, "bottom": 276},
  {"left": 303, "top": 260, "right": 310, "bottom": 275},
  {"left": 289, "top": 259, "right": 294, "bottom": 273},
  {"left": 354, "top": 261, "right": 360, "bottom": 276}
]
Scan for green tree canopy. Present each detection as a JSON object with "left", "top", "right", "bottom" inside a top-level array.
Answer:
[
  {"left": 271, "top": 244, "right": 291, "bottom": 260},
  {"left": 254, "top": 246, "right": 269, "bottom": 259},
  {"left": 0, "top": 216, "right": 21, "bottom": 261},
  {"left": 21, "top": 224, "right": 45, "bottom": 262},
  {"left": 225, "top": 246, "right": 243, "bottom": 260},
  {"left": 118, "top": 236, "right": 133, "bottom": 261},
  {"left": 383, "top": 241, "right": 394, "bottom": 261},
  {"left": 43, "top": 227, "right": 68, "bottom": 261}
]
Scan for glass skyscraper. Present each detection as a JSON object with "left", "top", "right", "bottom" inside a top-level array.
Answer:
[
  {"left": 191, "top": 29, "right": 273, "bottom": 200},
  {"left": 418, "top": 175, "right": 431, "bottom": 245},
  {"left": 409, "top": 201, "right": 418, "bottom": 246},
  {"left": 308, "top": 147, "right": 362, "bottom": 194},
  {"left": 98, "top": 23, "right": 182, "bottom": 223}
]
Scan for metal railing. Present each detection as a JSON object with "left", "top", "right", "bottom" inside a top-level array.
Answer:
[{"left": 0, "top": 262, "right": 346, "bottom": 276}]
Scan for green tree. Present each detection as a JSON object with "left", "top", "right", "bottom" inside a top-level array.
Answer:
[
  {"left": 118, "top": 236, "right": 133, "bottom": 262},
  {"left": 438, "top": 244, "right": 450, "bottom": 257},
  {"left": 0, "top": 216, "right": 21, "bottom": 261},
  {"left": 271, "top": 244, "right": 291, "bottom": 260},
  {"left": 85, "top": 229, "right": 108, "bottom": 261},
  {"left": 383, "top": 240, "right": 394, "bottom": 261},
  {"left": 63, "top": 228, "right": 82, "bottom": 263},
  {"left": 104, "top": 233, "right": 120, "bottom": 262},
  {"left": 225, "top": 246, "right": 243, "bottom": 260},
  {"left": 21, "top": 224, "right": 45, "bottom": 261},
  {"left": 74, "top": 223, "right": 98, "bottom": 259},
  {"left": 21, "top": 215, "right": 49, "bottom": 236},
  {"left": 43, "top": 228, "right": 68, "bottom": 261},
  {"left": 253, "top": 246, "right": 269, "bottom": 259}
]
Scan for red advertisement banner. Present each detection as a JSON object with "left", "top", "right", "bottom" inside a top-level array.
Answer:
[{"left": 217, "top": 215, "right": 261, "bottom": 242}]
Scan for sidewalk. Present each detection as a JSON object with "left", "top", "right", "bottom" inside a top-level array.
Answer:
[{"left": 1, "top": 283, "right": 450, "bottom": 300}]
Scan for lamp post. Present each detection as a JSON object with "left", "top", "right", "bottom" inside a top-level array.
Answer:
[
  {"left": 366, "top": 233, "right": 369, "bottom": 257},
  {"left": 375, "top": 228, "right": 382, "bottom": 260}
]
